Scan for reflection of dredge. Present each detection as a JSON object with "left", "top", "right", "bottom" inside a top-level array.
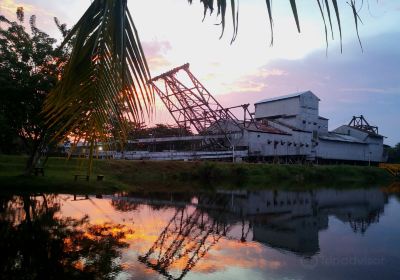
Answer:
[
  {"left": 112, "top": 188, "right": 387, "bottom": 279},
  {"left": 136, "top": 194, "right": 251, "bottom": 280},
  {"left": 138, "top": 205, "right": 231, "bottom": 280}
]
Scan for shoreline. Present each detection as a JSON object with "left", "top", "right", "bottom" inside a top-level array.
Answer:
[{"left": 0, "top": 155, "right": 394, "bottom": 194}]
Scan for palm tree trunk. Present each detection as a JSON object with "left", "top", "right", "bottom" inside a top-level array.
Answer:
[{"left": 24, "top": 137, "right": 47, "bottom": 176}]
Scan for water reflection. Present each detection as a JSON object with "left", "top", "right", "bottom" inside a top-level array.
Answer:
[
  {"left": 0, "top": 194, "right": 132, "bottom": 279},
  {"left": 138, "top": 196, "right": 233, "bottom": 280},
  {"left": 215, "top": 189, "right": 385, "bottom": 255},
  {"left": 1, "top": 187, "right": 399, "bottom": 280},
  {"left": 108, "top": 188, "right": 390, "bottom": 279}
]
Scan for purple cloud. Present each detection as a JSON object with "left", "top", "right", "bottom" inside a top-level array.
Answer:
[{"left": 218, "top": 32, "right": 400, "bottom": 145}]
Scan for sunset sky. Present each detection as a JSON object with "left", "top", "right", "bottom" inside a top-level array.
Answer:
[{"left": 0, "top": 0, "right": 399, "bottom": 145}]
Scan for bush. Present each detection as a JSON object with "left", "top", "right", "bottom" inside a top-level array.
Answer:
[{"left": 196, "top": 162, "right": 224, "bottom": 183}]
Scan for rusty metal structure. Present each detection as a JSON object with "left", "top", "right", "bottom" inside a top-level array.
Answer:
[
  {"left": 379, "top": 163, "right": 400, "bottom": 178},
  {"left": 149, "top": 63, "right": 256, "bottom": 149},
  {"left": 348, "top": 115, "right": 379, "bottom": 134},
  {"left": 138, "top": 207, "right": 230, "bottom": 280},
  {"left": 137, "top": 194, "right": 252, "bottom": 280},
  {"left": 128, "top": 66, "right": 386, "bottom": 163}
]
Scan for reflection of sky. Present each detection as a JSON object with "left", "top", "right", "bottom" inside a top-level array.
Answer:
[
  {"left": 1, "top": 0, "right": 399, "bottom": 143},
  {"left": 55, "top": 192, "right": 400, "bottom": 280}
]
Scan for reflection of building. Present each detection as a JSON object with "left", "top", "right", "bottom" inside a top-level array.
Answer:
[
  {"left": 215, "top": 188, "right": 386, "bottom": 256},
  {"left": 252, "top": 215, "right": 326, "bottom": 257},
  {"left": 110, "top": 188, "right": 387, "bottom": 279}
]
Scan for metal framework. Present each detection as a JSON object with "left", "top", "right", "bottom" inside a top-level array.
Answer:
[
  {"left": 348, "top": 115, "right": 379, "bottom": 134},
  {"left": 149, "top": 64, "right": 257, "bottom": 148},
  {"left": 138, "top": 207, "right": 230, "bottom": 280},
  {"left": 137, "top": 193, "right": 252, "bottom": 280}
]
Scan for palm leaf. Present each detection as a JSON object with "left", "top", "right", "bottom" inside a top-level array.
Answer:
[
  {"left": 189, "top": 0, "right": 366, "bottom": 50},
  {"left": 43, "top": 0, "right": 153, "bottom": 175},
  {"left": 289, "top": 0, "right": 301, "bottom": 33},
  {"left": 265, "top": 0, "right": 274, "bottom": 46},
  {"left": 331, "top": 0, "right": 343, "bottom": 52},
  {"left": 317, "top": 0, "right": 329, "bottom": 55},
  {"left": 324, "top": 0, "right": 334, "bottom": 40},
  {"left": 348, "top": 0, "right": 363, "bottom": 52}
]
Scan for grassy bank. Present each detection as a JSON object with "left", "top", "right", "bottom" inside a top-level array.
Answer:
[{"left": 0, "top": 155, "right": 394, "bottom": 193}]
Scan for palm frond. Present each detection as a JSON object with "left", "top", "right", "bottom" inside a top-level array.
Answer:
[
  {"left": 324, "top": 0, "right": 334, "bottom": 40},
  {"left": 331, "top": 0, "right": 343, "bottom": 52},
  {"left": 189, "top": 0, "right": 366, "bottom": 51},
  {"left": 265, "top": 0, "right": 273, "bottom": 46},
  {"left": 289, "top": 0, "right": 300, "bottom": 33},
  {"left": 348, "top": 0, "right": 364, "bottom": 52},
  {"left": 317, "top": 0, "right": 329, "bottom": 55},
  {"left": 43, "top": 0, "right": 153, "bottom": 174}
]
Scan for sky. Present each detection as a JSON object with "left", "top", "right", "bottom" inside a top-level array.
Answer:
[{"left": 0, "top": 0, "right": 399, "bottom": 145}]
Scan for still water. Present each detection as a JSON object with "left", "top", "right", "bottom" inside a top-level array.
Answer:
[{"left": 1, "top": 186, "right": 400, "bottom": 280}]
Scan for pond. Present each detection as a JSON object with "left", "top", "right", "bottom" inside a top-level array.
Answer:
[{"left": 1, "top": 186, "right": 399, "bottom": 280}]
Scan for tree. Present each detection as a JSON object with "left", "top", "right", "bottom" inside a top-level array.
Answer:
[
  {"left": 0, "top": 194, "right": 132, "bottom": 279},
  {"left": 387, "top": 143, "right": 400, "bottom": 163},
  {"left": 129, "top": 124, "right": 192, "bottom": 139},
  {"left": 0, "top": 9, "right": 68, "bottom": 174}
]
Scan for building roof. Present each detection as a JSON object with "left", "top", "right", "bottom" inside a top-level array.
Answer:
[
  {"left": 260, "top": 114, "right": 297, "bottom": 120},
  {"left": 344, "top": 125, "right": 384, "bottom": 138},
  {"left": 269, "top": 119, "right": 312, "bottom": 133},
  {"left": 255, "top": 90, "right": 319, "bottom": 105},
  {"left": 244, "top": 121, "right": 290, "bottom": 135},
  {"left": 206, "top": 119, "right": 289, "bottom": 135},
  {"left": 319, "top": 132, "right": 366, "bottom": 144}
]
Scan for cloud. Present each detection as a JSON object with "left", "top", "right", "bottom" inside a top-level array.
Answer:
[
  {"left": 339, "top": 87, "right": 389, "bottom": 93},
  {"left": 142, "top": 40, "right": 173, "bottom": 73},
  {"left": 0, "top": 0, "right": 34, "bottom": 14},
  {"left": 217, "top": 32, "right": 400, "bottom": 145},
  {"left": 212, "top": 68, "right": 287, "bottom": 94}
]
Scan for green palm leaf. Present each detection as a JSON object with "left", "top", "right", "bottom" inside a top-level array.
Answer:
[
  {"left": 43, "top": 0, "right": 153, "bottom": 174},
  {"left": 190, "top": 0, "right": 366, "bottom": 51}
]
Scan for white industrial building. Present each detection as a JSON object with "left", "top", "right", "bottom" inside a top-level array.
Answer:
[
  {"left": 114, "top": 64, "right": 386, "bottom": 164},
  {"left": 230, "top": 90, "right": 386, "bottom": 164},
  {"left": 84, "top": 90, "right": 386, "bottom": 164}
]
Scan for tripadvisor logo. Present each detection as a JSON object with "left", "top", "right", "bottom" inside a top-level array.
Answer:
[{"left": 300, "top": 255, "right": 385, "bottom": 270}]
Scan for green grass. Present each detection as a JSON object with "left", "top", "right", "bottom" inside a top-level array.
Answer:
[{"left": 0, "top": 155, "right": 394, "bottom": 194}]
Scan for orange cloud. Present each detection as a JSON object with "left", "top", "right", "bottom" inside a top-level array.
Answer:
[
  {"left": 0, "top": 0, "right": 34, "bottom": 14},
  {"left": 142, "top": 40, "right": 173, "bottom": 73}
]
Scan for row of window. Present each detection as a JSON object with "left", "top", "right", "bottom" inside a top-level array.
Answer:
[{"left": 265, "top": 198, "right": 310, "bottom": 207}]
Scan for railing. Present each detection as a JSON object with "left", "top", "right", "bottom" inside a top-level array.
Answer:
[
  {"left": 381, "top": 181, "right": 400, "bottom": 193},
  {"left": 71, "top": 150, "right": 249, "bottom": 161},
  {"left": 379, "top": 163, "right": 400, "bottom": 178}
]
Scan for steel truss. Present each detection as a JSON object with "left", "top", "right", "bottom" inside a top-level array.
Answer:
[
  {"left": 149, "top": 64, "right": 256, "bottom": 148},
  {"left": 138, "top": 206, "right": 231, "bottom": 280},
  {"left": 348, "top": 115, "right": 379, "bottom": 134}
]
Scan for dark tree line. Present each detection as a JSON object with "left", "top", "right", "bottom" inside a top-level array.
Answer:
[
  {"left": 0, "top": 9, "right": 68, "bottom": 174},
  {"left": 128, "top": 123, "right": 192, "bottom": 139},
  {"left": 386, "top": 143, "right": 400, "bottom": 163}
]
